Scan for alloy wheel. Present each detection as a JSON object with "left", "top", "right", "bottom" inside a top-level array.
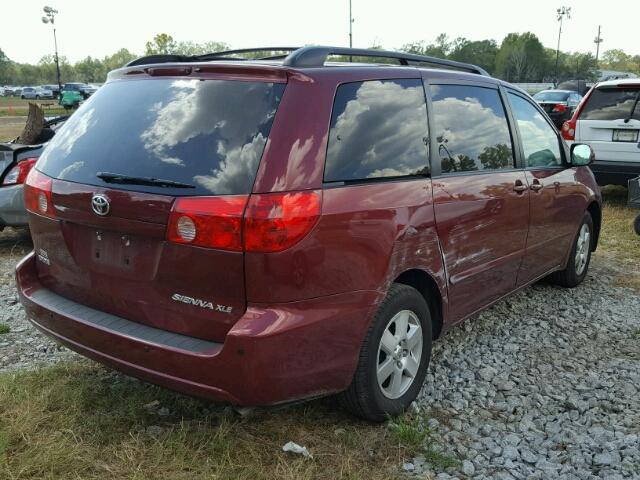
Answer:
[
  {"left": 575, "top": 223, "right": 590, "bottom": 275},
  {"left": 376, "top": 309, "right": 423, "bottom": 399}
]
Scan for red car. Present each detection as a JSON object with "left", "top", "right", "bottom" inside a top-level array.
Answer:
[{"left": 16, "top": 47, "right": 601, "bottom": 421}]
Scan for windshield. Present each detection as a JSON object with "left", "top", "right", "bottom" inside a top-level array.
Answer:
[
  {"left": 580, "top": 87, "right": 640, "bottom": 121},
  {"left": 37, "top": 78, "right": 286, "bottom": 196},
  {"left": 533, "top": 91, "right": 570, "bottom": 102}
]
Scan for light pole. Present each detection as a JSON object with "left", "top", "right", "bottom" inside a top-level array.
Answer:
[
  {"left": 41, "top": 6, "right": 61, "bottom": 95},
  {"left": 594, "top": 25, "right": 603, "bottom": 68},
  {"left": 555, "top": 6, "right": 571, "bottom": 86}
]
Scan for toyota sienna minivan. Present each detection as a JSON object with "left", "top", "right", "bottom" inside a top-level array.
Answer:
[{"left": 16, "top": 46, "right": 601, "bottom": 421}]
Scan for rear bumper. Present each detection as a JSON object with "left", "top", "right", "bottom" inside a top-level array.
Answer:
[
  {"left": 0, "top": 184, "right": 27, "bottom": 228},
  {"left": 16, "top": 252, "right": 379, "bottom": 406},
  {"left": 590, "top": 160, "right": 640, "bottom": 186}
]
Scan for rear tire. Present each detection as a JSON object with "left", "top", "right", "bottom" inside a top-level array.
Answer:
[
  {"left": 339, "top": 284, "right": 432, "bottom": 422},
  {"left": 549, "top": 211, "right": 593, "bottom": 288},
  {"left": 634, "top": 214, "right": 640, "bottom": 236}
]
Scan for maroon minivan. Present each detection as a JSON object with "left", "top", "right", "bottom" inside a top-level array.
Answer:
[{"left": 16, "top": 47, "right": 601, "bottom": 421}]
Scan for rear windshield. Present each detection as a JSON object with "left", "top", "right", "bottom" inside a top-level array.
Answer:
[
  {"left": 38, "top": 78, "right": 285, "bottom": 196},
  {"left": 533, "top": 91, "right": 570, "bottom": 102},
  {"left": 580, "top": 87, "right": 640, "bottom": 121}
]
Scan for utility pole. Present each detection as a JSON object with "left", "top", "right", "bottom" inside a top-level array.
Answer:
[
  {"left": 555, "top": 6, "right": 571, "bottom": 86},
  {"left": 594, "top": 25, "right": 603, "bottom": 67},
  {"left": 349, "top": 0, "right": 353, "bottom": 48}
]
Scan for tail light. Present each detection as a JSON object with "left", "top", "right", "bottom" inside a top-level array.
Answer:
[
  {"left": 24, "top": 169, "right": 56, "bottom": 218},
  {"left": 561, "top": 119, "right": 576, "bottom": 141},
  {"left": 2, "top": 157, "right": 37, "bottom": 186},
  {"left": 167, "top": 195, "right": 248, "bottom": 251},
  {"left": 244, "top": 190, "right": 321, "bottom": 252},
  {"left": 562, "top": 87, "right": 594, "bottom": 141},
  {"left": 552, "top": 104, "right": 567, "bottom": 113},
  {"left": 166, "top": 190, "right": 322, "bottom": 253}
]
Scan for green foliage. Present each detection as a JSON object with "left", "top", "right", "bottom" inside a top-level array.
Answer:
[
  {"left": 2, "top": 31, "right": 639, "bottom": 87},
  {"left": 449, "top": 38, "right": 499, "bottom": 74},
  {"left": 0, "top": 35, "right": 222, "bottom": 86},
  {"left": 144, "top": 33, "right": 177, "bottom": 55},
  {"left": 600, "top": 49, "right": 640, "bottom": 74},
  {"left": 401, "top": 33, "right": 451, "bottom": 59},
  {"left": 495, "top": 32, "right": 546, "bottom": 82},
  {"left": 173, "top": 40, "right": 229, "bottom": 56},
  {"left": 0, "top": 324, "right": 9, "bottom": 334}
]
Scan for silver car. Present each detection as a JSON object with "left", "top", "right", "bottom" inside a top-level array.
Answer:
[
  {"left": 0, "top": 116, "right": 68, "bottom": 231},
  {"left": 35, "top": 86, "right": 54, "bottom": 99},
  {"left": 20, "top": 87, "right": 37, "bottom": 99},
  {"left": 21, "top": 86, "right": 53, "bottom": 100}
]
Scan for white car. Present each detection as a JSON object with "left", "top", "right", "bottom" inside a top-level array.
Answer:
[{"left": 562, "top": 78, "right": 640, "bottom": 186}]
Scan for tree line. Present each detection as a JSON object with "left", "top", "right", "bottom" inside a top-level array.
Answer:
[{"left": 1, "top": 32, "right": 638, "bottom": 86}]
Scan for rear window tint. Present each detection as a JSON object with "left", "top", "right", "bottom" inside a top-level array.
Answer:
[
  {"left": 38, "top": 79, "right": 285, "bottom": 196},
  {"left": 580, "top": 87, "right": 640, "bottom": 121},
  {"left": 324, "top": 79, "right": 429, "bottom": 182},
  {"left": 533, "top": 91, "right": 570, "bottom": 102}
]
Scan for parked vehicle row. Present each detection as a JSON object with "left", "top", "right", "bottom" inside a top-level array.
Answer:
[
  {"left": 1, "top": 83, "right": 99, "bottom": 99},
  {"left": 15, "top": 46, "right": 601, "bottom": 421}
]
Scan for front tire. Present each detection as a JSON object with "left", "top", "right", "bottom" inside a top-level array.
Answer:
[
  {"left": 550, "top": 211, "right": 593, "bottom": 287},
  {"left": 339, "top": 284, "right": 432, "bottom": 422}
]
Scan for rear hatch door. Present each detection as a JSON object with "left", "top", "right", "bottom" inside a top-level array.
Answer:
[
  {"left": 32, "top": 74, "right": 286, "bottom": 341},
  {"left": 576, "top": 84, "right": 640, "bottom": 163}
]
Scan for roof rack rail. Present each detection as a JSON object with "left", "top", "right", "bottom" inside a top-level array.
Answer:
[
  {"left": 126, "top": 47, "right": 301, "bottom": 67},
  {"left": 125, "top": 46, "right": 490, "bottom": 76},
  {"left": 282, "top": 46, "right": 490, "bottom": 76}
]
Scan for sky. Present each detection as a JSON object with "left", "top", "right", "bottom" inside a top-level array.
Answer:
[{"left": 2, "top": 0, "right": 638, "bottom": 64}]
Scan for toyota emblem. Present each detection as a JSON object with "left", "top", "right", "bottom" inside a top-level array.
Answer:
[{"left": 91, "top": 194, "right": 110, "bottom": 216}]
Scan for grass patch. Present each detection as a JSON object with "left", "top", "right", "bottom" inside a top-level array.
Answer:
[
  {"left": 0, "top": 97, "right": 58, "bottom": 108},
  {"left": 388, "top": 413, "right": 459, "bottom": 471},
  {"left": 0, "top": 107, "right": 68, "bottom": 117},
  {"left": 598, "top": 186, "right": 640, "bottom": 268},
  {"left": 0, "top": 324, "right": 10, "bottom": 335},
  {"left": 0, "top": 123, "right": 24, "bottom": 142},
  {"left": 614, "top": 273, "right": 640, "bottom": 292},
  {"left": 0, "top": 362, "right": 436, "bottom": 479}
]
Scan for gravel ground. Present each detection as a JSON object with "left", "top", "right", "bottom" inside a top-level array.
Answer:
[
  {"left": 0, "top": 227, "right": 639, "bottom": 479},
  {"left": 411, "top": 256, "right": 640, "bottom": 479}
]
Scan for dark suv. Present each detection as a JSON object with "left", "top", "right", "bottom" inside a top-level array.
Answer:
[{"left": 16, "top": 47, "right": 601, "bottom": 421}]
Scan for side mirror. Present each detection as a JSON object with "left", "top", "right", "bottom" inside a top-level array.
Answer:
[{"left": 570, "top": 144, "right": 594, "bottom": 166}]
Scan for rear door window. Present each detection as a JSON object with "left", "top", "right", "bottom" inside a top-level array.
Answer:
[
  {"left": 37, "top": 78, "right": 285, "bottom": 196},
  {"left": 508, "top": 93, "right": 562, "bottom": 168},
  {"left": 324, "top": 79, "right": 429, "bottom": 182},
  {"left": 580, "top": 87, "right": 640, "bottom": 121},
  {"left": 430, "top": 84, "right": 514, "bottom": 173}
]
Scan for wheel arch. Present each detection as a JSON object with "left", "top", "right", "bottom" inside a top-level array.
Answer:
[
  {"left": 393, "top": 269, "right": 443, "bottom": 340},
  {"left": 586, "top": 201, "right": 601, "bottom": 251}
]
